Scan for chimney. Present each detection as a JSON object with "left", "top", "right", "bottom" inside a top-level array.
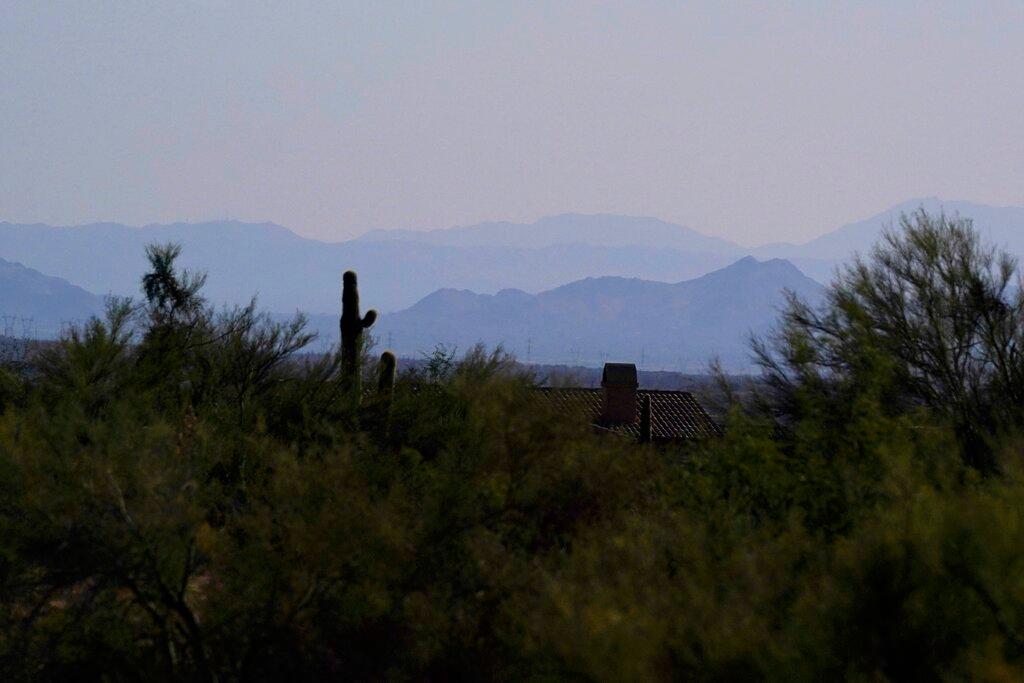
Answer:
[{"left": 601, "top": 363, "right": 638, "bottom": 423}]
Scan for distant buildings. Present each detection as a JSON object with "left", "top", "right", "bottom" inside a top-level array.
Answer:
[{"left": 535, "top": 363, "right": 720, "bottom": 443}]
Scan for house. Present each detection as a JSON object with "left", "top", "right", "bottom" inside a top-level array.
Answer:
[{"left": 535, "top": 362, "right": 721, "bottom": 443}]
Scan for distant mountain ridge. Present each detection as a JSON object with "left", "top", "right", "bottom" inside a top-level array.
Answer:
[
  {"left": 0, "top": 218, "right": 743, "bottom": 315},
  {"left": 357, "top": 212, "right": 744, "bottom": 253},
  {"left": 4, "top": 198, "right": 1023, "bottom": 355},
  {"left": 0, "top": 256, "right": 104, "bottom": 337},
  {"left": 363, "top": 256, "right": 824, "bottom": 371},
  {"left": 754, "top": 197, "right": 1024, "bottom": 261},
  {"left": 357, "top": 198, "right": 1024, "bottom": 284}
]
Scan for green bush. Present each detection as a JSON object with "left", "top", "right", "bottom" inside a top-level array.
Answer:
[{"left": 3, "top": 221, "right": 1024, "bottom": 680}]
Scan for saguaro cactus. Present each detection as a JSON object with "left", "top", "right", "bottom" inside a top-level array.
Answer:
[
  {"left": 377, "top": 351, "right": 397, "bottom": 396},
  {"left": 340, "top": 270, "right": 377, "bottom": 390}
]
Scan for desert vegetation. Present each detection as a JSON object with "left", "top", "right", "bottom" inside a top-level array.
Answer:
[{"left": 3, "top": 211, "right": 1024, "bottom": 680}]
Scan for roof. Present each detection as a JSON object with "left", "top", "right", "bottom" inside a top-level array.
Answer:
[{"left": 534, "top": 387, "right": 721, "bottom": 441}]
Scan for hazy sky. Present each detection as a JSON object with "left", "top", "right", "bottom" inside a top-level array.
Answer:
[{"left": 3, "top": 2, "right": 1024, "bottom": 245}]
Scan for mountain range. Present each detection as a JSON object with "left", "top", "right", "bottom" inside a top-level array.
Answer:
[
  {"left": 3, "top": 198, "right": 1019, "bottom": 317},
  {"left": 3, "top": 197, "right": 1022, "bottom": 368},
  {"left": 362, "top": 256, "right": 824, "bottom": 371},
  {"left": 0, "top": 220, "right": 742, "bottom": 315},
  {"left": 357, "top": 213, "right": 744, "bottom": 253},
  {"left": 753, "top": 198, "right": 1024, "bottom": 281}
]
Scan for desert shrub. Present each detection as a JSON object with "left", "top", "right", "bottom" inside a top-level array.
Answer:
[
  {"left": 755, "top": 209, "right": 1024, "bottom": 471},
  {"left": 4, "top": 219, "right": 1024, "bottom": 679}
]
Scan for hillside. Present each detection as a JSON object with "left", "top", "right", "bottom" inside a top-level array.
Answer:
[
  {"left": 362, "top": 256, "right": 824, "bottom": 371},
  {"left": 754, "top": 198, "right": 1024, "bottom": 281},
  {"left": 0, "top": 257, "right": 104, "bottom": 337}
]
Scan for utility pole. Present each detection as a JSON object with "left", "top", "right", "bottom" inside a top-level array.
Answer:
[{"left": 526, "top": 337, "right": 532, "bottom": 362}]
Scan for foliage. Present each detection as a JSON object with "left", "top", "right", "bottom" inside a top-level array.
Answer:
[
  {"left": 3, "top": 222, "right": 1024, "bottom": 679},
  {"left": 754, "top": 209, "right": 1024, "bottom": 471}
]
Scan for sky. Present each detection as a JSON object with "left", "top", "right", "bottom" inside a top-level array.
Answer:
[{"left": 3, "top": 1, "right": 1024, "bottom": 246}]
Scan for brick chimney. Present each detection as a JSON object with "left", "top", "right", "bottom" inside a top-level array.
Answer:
[{"left": 601, "top": 363, "right": 638, "bottom": 423}]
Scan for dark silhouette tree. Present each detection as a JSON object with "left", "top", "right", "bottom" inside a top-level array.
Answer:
[{"left": 755, "top": 208, "right": 1024, "bottom": 470}]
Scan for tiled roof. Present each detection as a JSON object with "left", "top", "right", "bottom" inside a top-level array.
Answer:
[{"left": 534, "top": 387, "right": 721, "bottom": 441}]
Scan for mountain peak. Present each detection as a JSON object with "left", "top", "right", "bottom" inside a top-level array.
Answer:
[
  {"left": 762, "top": 198, "right": 1024, "bottom": 263},
  {"left": 378, "top": 257, "right": 824, "bottom": 370},
  {"left": 718, "top": 254, "right": 800, "bottom": 273}
]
